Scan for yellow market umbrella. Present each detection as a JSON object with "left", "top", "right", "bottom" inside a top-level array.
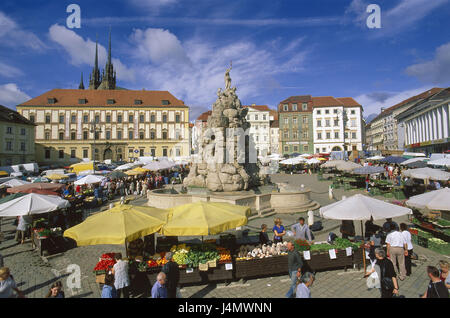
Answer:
[
  {"left": 160, "top": 201, "right": 250, "bottom": 236},
  {"left": 70, "top": 162, "right": 94, "bottom": 174},
  {"left": 47, "top": 174, "right": 68, "bottom": 180},
  {"left": 125, "top": 170, "right": 141, "bottom": 176},
  {"left": 63, "top": 204, "right": 168, "bottom": 246},
  {"left": 317, "top": 158, "right": 327, "bottom": 161},
  {"left": 0, "top": 171, "right": 9, "bottom": 176}
]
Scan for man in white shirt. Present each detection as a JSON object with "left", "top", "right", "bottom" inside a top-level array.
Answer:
[
  {"left": 400, "top": 223, "right": 414, "bottom": 276},
  {"left": 386, "top": 223, "right": 408, "bottom": 281}
]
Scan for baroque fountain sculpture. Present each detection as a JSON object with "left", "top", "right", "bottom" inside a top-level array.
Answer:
[
  {"left": 148, "top": 65, "right": 319, "bottom": 215},
  {"left": 183, "top": 63, "right": 268, "bottom": 192}
]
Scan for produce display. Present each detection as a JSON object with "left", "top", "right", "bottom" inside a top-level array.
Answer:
[
  {"left": 171, "top": 243, "right": 191, "bottom": 266},
  {"left": 236, "top": 242, "right": 289, "bottom": 261},
  {"left": 428, "top": 238, "right": 450, "bottom": 255},
  {"left": 435, "top": 219, "right": 450, "bottom": 227},
  {"left": 185, "top": 244, "right": 220, "bottom": 267},
  {"left": 296, "top": 238, "right": 360, "bottom": 253},
  {"left": 93, "top": 253, "right": 116, "bottom": 274},
  {"left": 34, "top": 228, "right": 51, "bottom": 238}
]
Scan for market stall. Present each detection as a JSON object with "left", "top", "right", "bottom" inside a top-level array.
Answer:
[{"left": 0, "top": 193, "right": 70, "bottom": 256}]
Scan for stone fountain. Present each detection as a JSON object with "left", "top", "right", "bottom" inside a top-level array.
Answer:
[{"left": 147, "top": 65, "right": 319, "bottom": 217}]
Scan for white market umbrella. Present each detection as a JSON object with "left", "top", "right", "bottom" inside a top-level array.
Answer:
[
  {"left": 406, "top": 188, "right": 450, "bottom": 211},
  {"left": 0, "top": 179, "right": 31, "bottom": 188},
  {"left": 366, "top": 155, "right": 384, "bottom": 161},
  {"left": 335, "top": 161, "right": 362, "bottom": 172},
  {"left": 402, "top": 167, "right": 450, "bottom": 181},
  {"left": 74, "top": 175, "right": 106, "bottom": 185},
  {"left": 78, "top": 169, "right": 95, "bottom": 176},
  {"left": 115, "top": 163, "right": 135, "bottom": 171},
  {"left": 306, "top": 158, "right": 321, "bottom": 165},
  {"left": 0, "top": 193, "right": 70, "bottom": 217},
  {"left": 427, "top": 158, "right": 450, "bottom": 168},
  {"left": 401, "top": 157, "right": 428, "bottom": 166},
  {"left": 321, "top": 160, "right": 342, "bottom": 168},
  {"left": 320, "top": 194, "right": 412, "bottom": 221}
]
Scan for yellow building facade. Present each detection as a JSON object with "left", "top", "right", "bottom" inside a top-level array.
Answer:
[{"left": 16, "top": 89, "right": 190, "bottom": 165}]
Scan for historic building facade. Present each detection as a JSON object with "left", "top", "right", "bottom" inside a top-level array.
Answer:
[
  {"left": 16, "top": 33, "right": 189, "bottom": 165},
  {"left": 0, "top": 105, "right": 36, "bottom": 166},
  {"left": 396, "top": 88, "right": 450, "bottom": 154},
  {"left": 244, "top": 105, "right": 271, "bottom": 156},
  {"left": 312, "top": 97, "right": 363, "bottom": 154},
  {"left": 278, "top": 95, "right": 314, "bottom": 155}
]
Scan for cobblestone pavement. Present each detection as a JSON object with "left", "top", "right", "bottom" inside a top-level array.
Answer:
[{"left": 1, "top": 174, "right": 448, "bottom": 298}]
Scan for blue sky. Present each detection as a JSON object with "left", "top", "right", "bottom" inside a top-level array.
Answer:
[{"left": 0, "top": 0, "right": 449, "bottom": 120}]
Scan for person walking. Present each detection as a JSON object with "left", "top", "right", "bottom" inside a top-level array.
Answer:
[
  {"left": 0, "top": 267, "right": 25, "bottom": 298},
  {"left": 386, "top": 223, "right": 407, "bottom": 281},
  {"left": 142, "top": 181, "right": 148, "bottom": 197},
  {"left": 15, "top": 215, "right": 32, "bottom": 245},
  {"left": 111, "top": 253, "right": 130, "bottom": 298},
  {"left": 162, "top": 252, "right": 180, "bottom": 298},
  {"left": 382, "top": 218, "right": 399, "bottom": 233},
  {"left": 291, "top": 217, "right": 312, "bottom": 242},
  {"left": 421, "top": 266, "right": 449, "bottom": 298},
  {"left": 365, "top": 174, "right": 370, "bottom": 192},
  {"left": 45, "top": 281, "right": 65, "bottom": 298},
  {"left": 272, "top": 218, "right": 286, "bottom": 243},
  {"left": 366, "top": 248, "right": 399, "bottom": 298},
  {"left": 101, "top": 274, "right": 117, "bottom": 298},
  {"left": 296, "top": 272, "right": 314, "bottom": 298},
  {"left": 285, "top": 240, "right": 303, "bottom": 298},
  {"left": 151, "top": 272, "right": 168, "bottom": 298},
  {"left": 400, "top": 223, "right": 414, "bottom": 276}
]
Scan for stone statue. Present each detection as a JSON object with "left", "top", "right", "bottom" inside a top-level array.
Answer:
[
  {"left": 224, "top": 62, "right": 232, "bottom": 90},
  {"left": 183, "top": 64, "right": 265, "bottom": 192}
]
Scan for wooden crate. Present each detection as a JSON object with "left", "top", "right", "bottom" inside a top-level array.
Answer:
[
  {"left": 235, "top": 255, "right": 289, "bottom": 279},
  {"left": 206, "top": 263, "right": 234, "bottom": 282},
  {"left": 179, "top": 268, "right": 203, "bottom": 285},
  {"left": 305, "top": 249, "right": 353, "bottom": 272}
]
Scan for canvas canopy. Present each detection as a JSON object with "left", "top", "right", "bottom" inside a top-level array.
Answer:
[
  {"left": 405, "top": 188, "right": 450, "bottom": 211},
  {"left": 0, "top": 193, "right": 70, "bottom": 217},
  {"left": 319, "top": 194, "right": 412, "bottom": 221}
]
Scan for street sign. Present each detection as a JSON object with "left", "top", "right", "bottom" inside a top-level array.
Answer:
[{"left": 134, "top": 149, "right": 139, "bottom": 154}]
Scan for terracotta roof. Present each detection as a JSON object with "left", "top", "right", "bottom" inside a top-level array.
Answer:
[
  {"left": 0, "top": 105, "right": 35, "bottom": 126},
  {"left": 269, "top": 109, "right": 278, "bottom": 121},
  {"left": 196, "top": 110, "right": 212, "bottom": 121},
  {"left": 311, "top": 96, "right": 343, "bottom": 107},
  {"left": 371, "top": 87, "right": 443, "bottom": 122},
  {"left": 336, "top": 97, "right": 361, "bottom": 107},
  {"left": 244, "top": 105, "right": 271, "bottom": 112},
  {"left": 279, "top": 95, "right": 312, "bottom": 104},
  {"left": 18, "top": 89, "right": 186, "bottom": 107}
]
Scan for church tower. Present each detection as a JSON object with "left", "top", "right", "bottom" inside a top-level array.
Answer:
[
  {"left": 97, "top": 29, "right": 116, "bottom": 90},
  {"left": 78, "top": 72, "right": 85, "bottom": 90},
  {"left": 88, "top": 37, "right": 101, "bottom": 90}
]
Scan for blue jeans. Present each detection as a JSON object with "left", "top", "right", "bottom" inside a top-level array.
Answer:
[
  {"left": 285, "top": 271, "right": 298, "bottom": 298},
  {"left": 365, "top": 181, "right": 369, "bottom": 191}
]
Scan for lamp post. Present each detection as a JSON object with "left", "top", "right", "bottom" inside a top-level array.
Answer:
[{"left": 90, "top": 120, "right": 102, "bottom": 173}]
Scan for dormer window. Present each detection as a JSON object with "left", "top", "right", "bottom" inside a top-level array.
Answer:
[
  {"left": 107, "top": 99, "right": 115, "bottom": 104},
  {"left": 134, "top": 99, "right": 142, "bottom": 105},
  {"left": 47, "top": 98, "right": 56, "bottom": 104},
  {"left": 161, "top": 100, "right": 170, "bottom": 105},
  {"left": 78, "top": 99, "right": 87, "bottom": 104}
]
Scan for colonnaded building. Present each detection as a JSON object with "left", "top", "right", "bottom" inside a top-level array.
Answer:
[{"left": 16, "top": 33, "right": 189, "bottom": 165}]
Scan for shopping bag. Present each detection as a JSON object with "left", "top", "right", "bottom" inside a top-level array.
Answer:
[{"left": 366, "top": 269, "right": 380, "bottom": 289}]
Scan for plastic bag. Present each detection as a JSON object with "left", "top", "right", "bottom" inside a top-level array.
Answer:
[
  {"left": 366, "top": 264, "right": 380, "bottom": 289},
  {"left": 285, "top": 230, "right": 294, "bottom": 238}
]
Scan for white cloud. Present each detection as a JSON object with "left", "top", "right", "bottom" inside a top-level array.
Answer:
[
  {"left": 405, "top": 42, "right": 450, "bottom": 84},
  {"left": 0, "top": 62, "right": 23, "bottom": 78},
  {"left": 0, "top": 11, "right": 45, "bottom": 50},
  {"left": 48, "top": 24, "right": 135, "bottom": 82},
  {"left": 0, "top": 83, "right": 31, "bottom": 107},
  {"left": 127, "top": 28, "right": 308, "bottom": 120},
  {"left": 345, "top": 0, "right": 448, "bottom": 36},
  {"left": 130, "top": 28, "right": 190, "bottom": 65},
  {"left": 130, "top": 0, "right": 178, "bottom": 9},
  {"left": 354, "top": 86, "right": 434, "bottom": 115}
]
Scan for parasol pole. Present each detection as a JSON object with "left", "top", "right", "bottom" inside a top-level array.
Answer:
[
  {"left": 361, "top": 220, "right": 366, "bottom": 276},
  {"left": 125, "top": 238, "right": 129, "bottom": 259}
]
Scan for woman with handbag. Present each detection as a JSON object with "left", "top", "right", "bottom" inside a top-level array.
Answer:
[{"left": 366, "top": 248, "right": 399, "bottom": 298}]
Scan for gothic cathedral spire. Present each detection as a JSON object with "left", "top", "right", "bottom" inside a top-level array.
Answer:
[
  {"left": 79, "top": 72, "right": 85, "bottom": 90},
  {"left": 98, "top": 27, "right": 116, "bottom": 90},
  {"left": 88, "top": 36, "right": 101, "bottom": 89}
]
